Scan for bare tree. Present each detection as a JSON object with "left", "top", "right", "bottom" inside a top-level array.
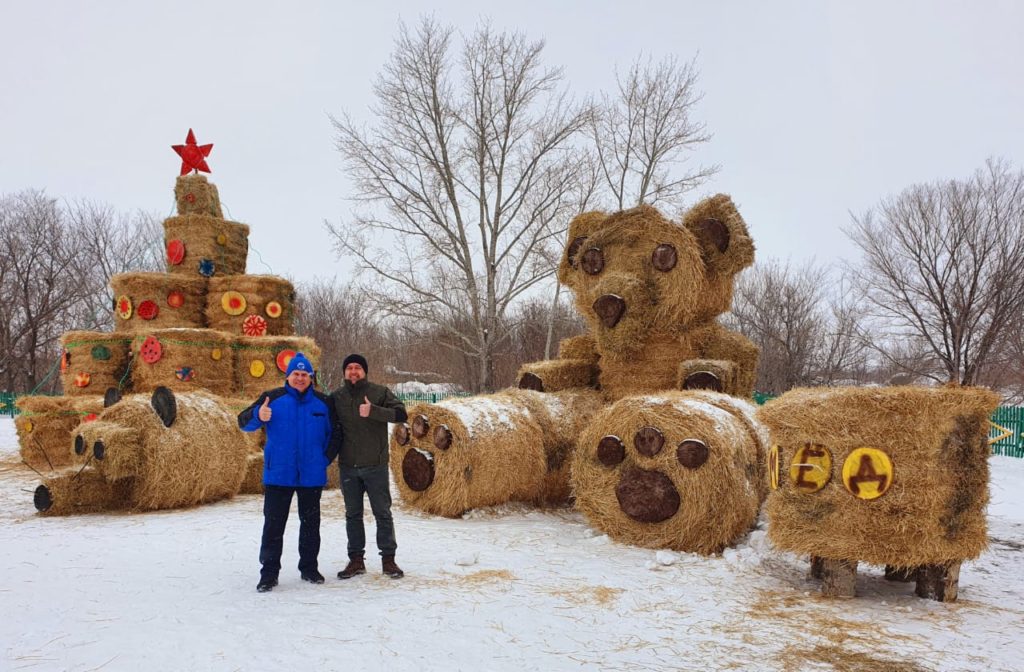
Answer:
[
  {"left": 591, "top": 54, "right": 717, "bottom": 210},
  {"left": 294, "top": 278, "right": 382, "bottom": 392},
  {"left": 847, "top": 158, "right": 1024, "bottom": 386},
  {"left": 328, "top": 19, "right": 590, "bottom": 392},
  {"left": 0, "top": 191, "right": 89, "bottom": 392},
  {"left": 66, "top": 200, "right": 163, "bottom": 331},
  {"left": 726, "top": 260, "right": 866, "bottom": 394}
]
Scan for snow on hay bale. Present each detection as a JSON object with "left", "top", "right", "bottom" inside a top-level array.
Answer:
[
  {"left": 109, "top": 272, "right": 208, "bottom": 331},
  {"left": 231, "top": 336, "right": 320, "bottom": 398},
  {"left": 59, "top": 331, "right": 133, "bottom": 396},
  {"left": 757, "top": 385, "right": 999, "bottom": 601},
  {"left": 571, "top": 391, "right": 767, "bottom": 554},
  {"left": 130, "top": 328, "right": 235, "bottom": 396},
  {"left": 205, "top": 275, "right": 296, "bottom": 338},
  {"left": 390, "top": 388, "right": 603, "bottom": 517},
  {"left": 35, "top": 388, "right": 249, "bottom": 513},
  {"left": 15, "top": 395, "right": 103, "bottom": 470}
]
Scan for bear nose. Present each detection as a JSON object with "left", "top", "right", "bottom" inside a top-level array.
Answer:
[{"left": 593, "top": 294, "right": 626, "bottom": 328}]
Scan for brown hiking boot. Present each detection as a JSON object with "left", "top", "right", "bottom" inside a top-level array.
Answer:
[
  {"left": 382, "top": 555, "right": 404, "bottom": 579},
  {"left": 337, "top": 555, "right": 366, "bottom": 580}
]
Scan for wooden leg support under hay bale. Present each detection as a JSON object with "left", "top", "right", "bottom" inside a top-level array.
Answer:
[
  {"left": 819, "top": 558, "right": 858, "bottom": 598},
  {"left": 809, "top": 555, "right": 824, "bottom": 580},
  {"left": 915, "top": 562, "right": 961, "bottom": 602}
]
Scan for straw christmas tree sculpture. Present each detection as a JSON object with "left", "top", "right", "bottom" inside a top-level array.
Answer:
[
  {"left": 26, "top": 130, "right": 325, "bottom": 514},
  {"left": 390, "top": 197, "right": 769, "bottom": 555}
]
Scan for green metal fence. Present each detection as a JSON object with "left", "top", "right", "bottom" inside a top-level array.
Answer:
[
  {"left": 989, "top": 406, "right": 1024, "bottom": 458},
  {"left": 0, "top": 392, "right": 16, "bottom": 418},
  {"left": 395, "top": 391, "right": 472, "bottom": 404}
]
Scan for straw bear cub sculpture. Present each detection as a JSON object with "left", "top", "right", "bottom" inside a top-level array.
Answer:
[{"left": 393, "top": 196, "right": 770, "bottom": 554}]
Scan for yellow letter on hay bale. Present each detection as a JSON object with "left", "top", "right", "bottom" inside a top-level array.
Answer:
[
  {"left": 389, "top": 389, "right": 603, "bottom": 517},
  {"left": 34, "top": 388, "right": 249, "bottom": 514},
  {"left": 757, "top": 385, "right": 1000, "bottom": 601},
  {"left": 517, "top": 196, "right": 759, "bottom": 402},
  {"left": 571, "top": 391, "right": 768, "bottom": 554}
]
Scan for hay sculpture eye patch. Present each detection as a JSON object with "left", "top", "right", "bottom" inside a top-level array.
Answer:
[
  {"left": 652, "top": 244, "right": 677, "bottom": 272},
  {"left": 581, "top": 248, "right": 605, "bottom": 275},
  {"left": 567, "top": 236, "right": 588, "bottom": 267}
]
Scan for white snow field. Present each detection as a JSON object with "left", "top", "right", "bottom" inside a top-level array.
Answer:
[{"left": 1, "top": 417, "right": 1022, "bottom": 672}]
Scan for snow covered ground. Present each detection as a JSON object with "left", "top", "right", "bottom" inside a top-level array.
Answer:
[{"left": 1, "top": 417, "right": 1023, "bottom": 672}]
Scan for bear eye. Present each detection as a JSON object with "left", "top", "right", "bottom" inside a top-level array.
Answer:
[
  {"left": 677, "top": 439, "right": 709, "bottom": 469},
  {"left": 581, "top": 248, "right": 605, "bottom": 275},
  {"left": 567, "top": 236, "right": 588, "bottom": 268},
  {"left": 652, "top": 244, "right": 677, "bottom": 272},
  {"left": 597, "top": 435, "right": 625, "bottom": 466}
]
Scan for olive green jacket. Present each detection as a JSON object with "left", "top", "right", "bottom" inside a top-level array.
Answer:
[{"left": 329, "top": 378, "right": 407, "bottom": 468}]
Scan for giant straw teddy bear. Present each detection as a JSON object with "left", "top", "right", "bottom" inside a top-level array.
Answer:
[{"left": 392, "top": 195, "right": 763, "bottom": 544}]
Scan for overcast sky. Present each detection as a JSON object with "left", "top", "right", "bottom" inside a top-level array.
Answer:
[{"left": 3, "top": 0, "right": 1022, "bottom": 286}]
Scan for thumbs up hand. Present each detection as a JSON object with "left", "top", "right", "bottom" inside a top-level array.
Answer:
[
  {"left": 258, "top": 396, "right": 272, "bottom": 422},
  {"left": 359, "top": 396, "right": 372, "bottom": 418}
]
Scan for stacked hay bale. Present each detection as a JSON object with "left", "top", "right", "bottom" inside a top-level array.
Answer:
[
  {"left": 164, "top": 175, "right": 248, "bottom": 278},
  {"left": 130, "top": 328, "right": 235, "bottom": 396},
  {"left": 59, "top": 331, "right": 133, "bottom": 395},
  {"left": 19, "top": 170, "right": 329, "bottom": 514},
  {"left": 571, "top": 391, "right": 768, "bottom": 554},
  {"left": 757, "top": 385, "right": 999, "bottom": 602},
  {"left": 206, "top": 275, "right": 296, "bottom": 337},
  {"left": 516, "top": 197, "right": 759, "bottom": 402},
  {"left": 232, "top": 335, "right": 319, "bottom": 398},
  {"left": 15, "top": 396, "right": 103, "bottom": 470},
  {"left": 390, "top": 388, "right": 603, "bottom": 517},
  {"left": 36, "top": 388, "right": 249, "bottom": 513},
  {"left": 110, "top": 273, "right": 207, "bottom": 331}
]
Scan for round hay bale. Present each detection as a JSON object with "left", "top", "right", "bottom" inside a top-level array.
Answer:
[
  {"left": 390, "top": 388, "right": 603, "bottom": 516},
  {"left": 174, "top": 174, "right": 223, "bottom": 218},
  {"left": 572, "top": 391, "right": 764, "bottom": 553},
  {"left": 15, "top": 395, "right": 104, "bottom": 470},
  {"left": 73, "top": 389, "right": 249, "bottom": 510},
  {"left": 34, "top": 468, "right": 133, "bottom": 516},
  {"left": 130, "top": 328, "right": 235, "bottom": 396},
  {"left": 109, "top": 272, "right": 208, "bottom": 332},
  {"left": 163, "top": 214, "right": 249, "bottom": 278},
  {"left": 757, "top": 386, "right": 1000, "bottom": 567},
  {"left": 205, "top": 275, "right": 296, "bottom": 337},
  {"left": 231, "top": 336, "right": 320, "bottom": 398},
  {"left": 59, "top": 331, "right": 133, "bottom": 396},
  {"left": 389, "top": 391, "right": 547, "bottom": 517}
]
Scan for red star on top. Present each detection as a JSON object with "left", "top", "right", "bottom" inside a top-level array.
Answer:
[{"left": 172, "top": 129, "right": 214, "bottom": 175}]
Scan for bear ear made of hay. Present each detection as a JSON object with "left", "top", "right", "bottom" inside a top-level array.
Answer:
[
  {"left": 557, "top": 211, "right": 608, "bottom": 285},
  {"left": 682, "top": 194, "right": 755, "bottom": 276},
  {"left": 103, "top": 387, "right": 122, "bottom": 408},
  {"left": 151, "top": 386, "right": 177, "bottom": 428}
]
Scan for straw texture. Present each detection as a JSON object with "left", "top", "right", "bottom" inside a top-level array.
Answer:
[
  {"left": 163, "top": 214, "right": 249, "bottom": 277},
  {"left": 59, "top": 331, "right": 133, "bottom": 396},
  {"left": 130, "top": 328, "right": 235, "bottom": 396},
  {"left": 205, "top": 275, "right": 296, "bottom": 337},
  {"left": 110, "top": 272, "right": 208, "bottom": 332},
  {"left": 758, "top": 385, "right": 999, "bottom": 566}
]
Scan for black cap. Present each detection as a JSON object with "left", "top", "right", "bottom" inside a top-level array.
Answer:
[{"left": 343, "top": 353, "right": 368, "bottom": 374}]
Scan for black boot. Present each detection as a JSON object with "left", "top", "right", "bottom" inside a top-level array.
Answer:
[
  {"left": 382, "top": 555, "right": 404, "bottom": 579},
  {"left": 257, "top": 576, "right": 278, "bottom": 593},
  {"left": 337, "top": 554, "right": 366, "bottom": 579},
  {"left": 301, "top": 570, "right": 325, "bottom": 584}
]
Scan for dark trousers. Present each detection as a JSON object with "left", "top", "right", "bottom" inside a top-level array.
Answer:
[
  {"left": 259, "top": 485, "right": 322, "bottom": 580},
  {"left": 340, "top": 464, "right": 397, "bottom": 558}
]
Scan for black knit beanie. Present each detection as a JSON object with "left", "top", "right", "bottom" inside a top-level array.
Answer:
[{"left": 342, "top": 353, "right": 368, "bottom": 375}]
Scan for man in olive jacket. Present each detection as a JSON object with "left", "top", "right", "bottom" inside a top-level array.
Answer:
[{"left": 329, "top": 353, "right": 408, "bottom": 579}]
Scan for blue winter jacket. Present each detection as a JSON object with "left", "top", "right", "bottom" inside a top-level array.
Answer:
[{"left": 238, "top": 384, "right": 339, "bottom": 488}]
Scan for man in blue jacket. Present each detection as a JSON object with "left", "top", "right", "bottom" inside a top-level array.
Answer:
[{"left": 238, "top": 353, "right": 337, "bottom": 593}]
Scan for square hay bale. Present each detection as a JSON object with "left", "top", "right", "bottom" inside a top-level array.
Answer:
[
  {"left": 758, "top": 386, "right": 999, "bottom": 568},
  {"left": 163, "top": 214, "right": 249, "bottom": 278},
  {"left": 205, "top": 275, "right": 296, "bottom": 337},
  {"left": 110, "top": 272, "right": 208, "bottom": 332},
  {"left": 15, "top": 395, "right": 103, "bottom": 470},
  {"left": 174, "top": 174, "right": 223, "bottom": 218},
  {"left": 130, "top": 328, "right": 235, "bottom": 396},
  {"left": 231, "top": 336, "right": 320, "bottom": 398},
  {"left": 59, "top": 331, "right": 133, "bottom": 396}
]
